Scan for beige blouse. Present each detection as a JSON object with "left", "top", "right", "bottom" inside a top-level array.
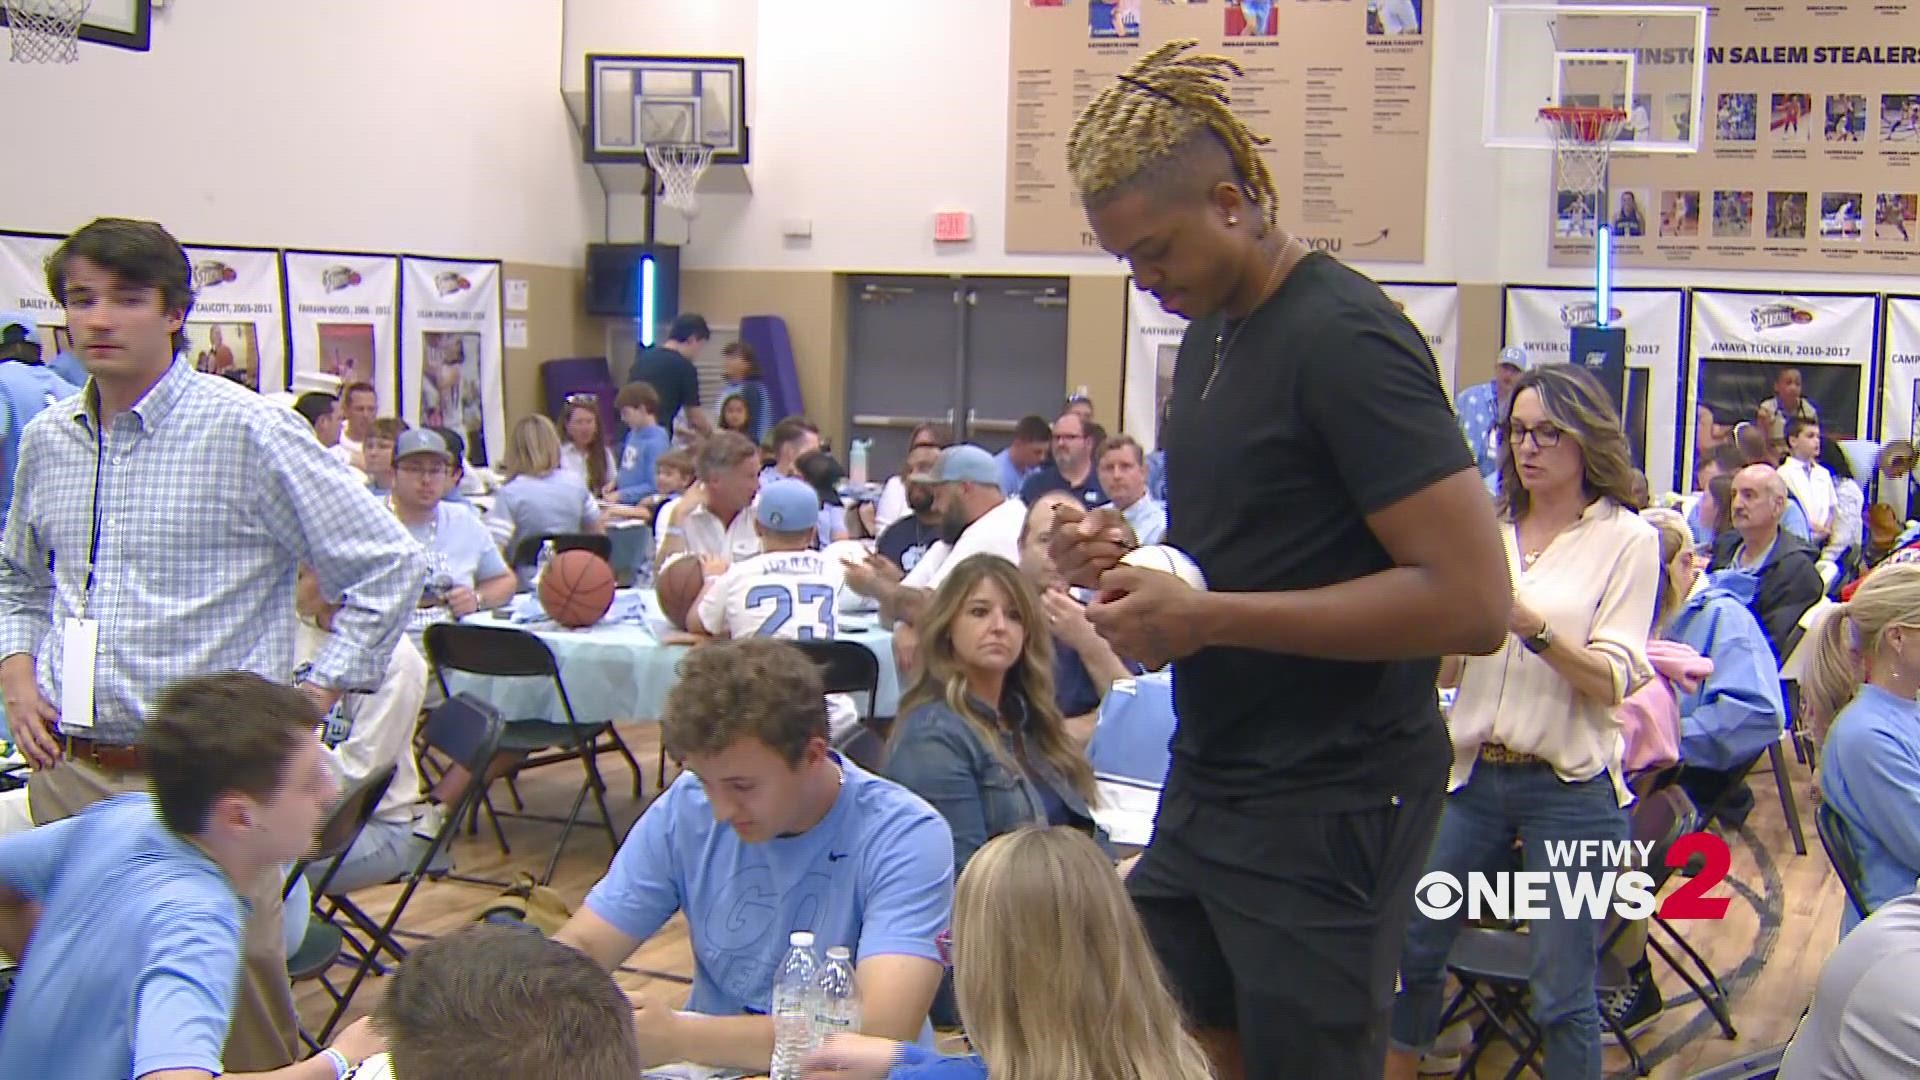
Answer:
[{"left": 1447, "top": 497, "right": 1661, "bottom": 803}]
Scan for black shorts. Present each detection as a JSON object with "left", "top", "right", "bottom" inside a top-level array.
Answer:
[{"left": 1128, "top": 776, "right": 1445, "bottom": 1080}]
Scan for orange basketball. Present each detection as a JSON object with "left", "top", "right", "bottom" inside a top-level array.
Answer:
[
  {"left": 654, "top": 553, "right": 709, "bottom": 631},
  {"left": 538, "top": 549, "right": 617, "bottom": 628}
]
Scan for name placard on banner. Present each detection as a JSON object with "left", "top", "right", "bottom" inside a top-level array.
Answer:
[
  {"left": 1505, "top": 288, "right": 1686, "bottom": 492},
  {"left": 285, "top": 253, "right": 400, "bottom": 415},
  {"left": 401, "top": 258, "right": 505, "bottom": 464},
  {"left": 0, "top": 233, "right": 66, "bottom": 354},
  {"left": 1685, "top": 290, "right": 1877, "bottom": 481},
  {"left": 180, "top": 247, "right": 286, "bottom": 394}
]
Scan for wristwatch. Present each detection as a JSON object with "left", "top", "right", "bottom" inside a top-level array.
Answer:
[{"left": 1520, "top": 622, "right": 1555, "bottom": 654}]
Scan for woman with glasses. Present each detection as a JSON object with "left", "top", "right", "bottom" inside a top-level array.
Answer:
[{"left": 1385, "top": 364, "right": 1661, "bottom": 1080}]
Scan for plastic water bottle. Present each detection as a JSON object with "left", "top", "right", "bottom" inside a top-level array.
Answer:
[
  {"left": 769, "top": 931, "right": 820, "bottom": 1080},
  {"left": 812, "top": 946, "right": 861, "bottom": 1044},
  {"left": 848, "top": 438, "right": 870, "bottom": 489},
  {"left": 534, "top": 539, "right": 555, "bottom": 584}
]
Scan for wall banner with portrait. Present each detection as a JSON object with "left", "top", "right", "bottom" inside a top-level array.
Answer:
[
  {"left": 285, "top": 252, "right": 400, "bottom": 415},
  {"left": 178, "top": 246, "right": 286, "bottom": 394},
  {"left": 1878, "top": 296, "right": 1920, "bottom": 510},
  {"left": 1684, "top": 289, "right": 1878, "bottom": 487},
  {"left": 1121, "top": 280, "right": 1186, "bottom": 454},
  {"left": 400, "top": 257, "right": 504, "bottom": 466},
  {"left": 1379, "top": 282, "right": 1461, "bottom": 397},
  {"left": 1504, "top": 287, "right": 1686, "bottom": 493},
  {"left": 0, "top": 231, "right": 66, "bottom": 356}
]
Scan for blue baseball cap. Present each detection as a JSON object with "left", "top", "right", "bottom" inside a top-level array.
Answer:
[
  {"left": 910, "top": 444, "right": 1000, "bottom": 488},
  {"left": 757, "top": 478, "right": 819, "bottom": 532},
  {"left": 1498, "top": 346, "right": 1532, "bottom": 371}
]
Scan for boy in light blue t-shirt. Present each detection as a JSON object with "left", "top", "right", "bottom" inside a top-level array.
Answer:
[
  {"left": 614, "top": 380, "right": 672, "bottom": 504},
  {"left": 555, "top": 638, "right": 953, "bottom": 1075}
]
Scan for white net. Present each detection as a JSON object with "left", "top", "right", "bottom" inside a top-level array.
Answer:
[
  {"left": 5, "top": 0, "right": 91, "bottom": 63},
  {"left": 645, "top": 142, "right": 715, "bottom": 218},
  {"left": 1541, "top": 107, "right": 1627, "bottom": 238}
]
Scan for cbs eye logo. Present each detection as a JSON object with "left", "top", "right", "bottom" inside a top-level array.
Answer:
[{"left": 1413, "top": 871, "right": 1465, "bottom": 919}]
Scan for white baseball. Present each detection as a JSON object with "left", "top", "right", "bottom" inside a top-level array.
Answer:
[{"left": 1119, "top": 544, "right": 1209, "bottom": 591}]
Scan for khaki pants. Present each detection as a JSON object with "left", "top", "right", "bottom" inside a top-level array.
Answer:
[{"left": 28, "top": 758, "right": 301, "bottom": 1071}]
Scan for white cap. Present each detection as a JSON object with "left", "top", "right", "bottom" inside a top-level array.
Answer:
[
  {"left": 825, "top": 946, "right": 851, "bottom": 959},
  {"left": 790, "top": 931, "right": 815, "bottom": 946}
]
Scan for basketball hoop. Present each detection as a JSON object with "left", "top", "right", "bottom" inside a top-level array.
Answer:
[
  {"left": 4, "top": 0, "right": 91, "bottom": 63},
  {"left": 1539, "top": 105, "right": 1629, "bottom": 209},
  {"left": 645, "top": 142, "right": 714, "bottom": 219}
]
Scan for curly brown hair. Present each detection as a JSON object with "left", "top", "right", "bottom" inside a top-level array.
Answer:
[{"left": 661, "top": 638, "right": 827, "bottom": 765}]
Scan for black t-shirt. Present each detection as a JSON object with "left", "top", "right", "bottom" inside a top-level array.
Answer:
[
  {"left": 628, "top": 346, "right": 702, "bottom": 433},
  {"left": 1163, "top": 254, "right": 1472, "bottom": 811},
  {"left": 876, "top": 515, "right": 942, "bottom": 576},
  {"left": 1019, "top": 464, "right": 1108, "bottom": 509}
]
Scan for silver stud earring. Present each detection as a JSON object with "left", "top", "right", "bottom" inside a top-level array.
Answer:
[{"left": 1228, "top": 216, "right": 1239, "bottom": 226}]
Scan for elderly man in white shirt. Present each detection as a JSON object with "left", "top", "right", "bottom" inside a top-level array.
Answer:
[
  {"left": 1096, "top": 433, "right": 1167, "bottom": 546},
  {"left": 655, "top": 430, "right": 763, "bottom": 565}
]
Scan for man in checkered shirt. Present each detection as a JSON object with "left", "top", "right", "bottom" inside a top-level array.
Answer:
[{"left": 0, "top": 217, "right": 426, "bottom": 1072}]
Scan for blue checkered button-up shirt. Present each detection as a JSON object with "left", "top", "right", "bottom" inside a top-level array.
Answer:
[{"left": 0, "top": 359, "right": 426, "bottom": 743}]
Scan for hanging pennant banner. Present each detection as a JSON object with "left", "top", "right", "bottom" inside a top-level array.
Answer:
[
  {"left": 0, "top": 232, "right": 66, "bottom": 358},
  {"left": 1380, "top": 282, "right": 1461, "bottom": 396},
  {"left": 285, "top": 252, "right": 400, "bottom": 415},
  {"left": 401, "top": 257, "right": 505, "bottom": 464},
  {"left": 1879, "top": 296, "right": 1920, "bottom": 509},
  {"left": 1685, "top": 290, "right": 1877, "bottom": 485},
  {"left": 178, "top": 246, "right": 286, "bottom": 394},
  {"left": 1505, "top": 288, "right": 1687, "bottom": 492},
  {"left": 1124, "top": 278, "right": 1459, "bottom": 452}
]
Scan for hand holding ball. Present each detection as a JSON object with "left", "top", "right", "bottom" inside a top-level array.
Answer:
[
  {"left": 1118, "top": 544, "right": 1208, "bottom": 590},
  {"left": 1088, "top": 545, "right": 1210, "bottom": 671}
]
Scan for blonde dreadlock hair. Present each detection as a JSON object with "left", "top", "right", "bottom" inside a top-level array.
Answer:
[{"left": 1067, "top": 39, "right": 1279, "bottom": 230}]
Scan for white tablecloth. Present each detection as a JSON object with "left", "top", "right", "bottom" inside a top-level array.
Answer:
[{"left": 443, "top": 591, "right": 900, "bottom": 726}]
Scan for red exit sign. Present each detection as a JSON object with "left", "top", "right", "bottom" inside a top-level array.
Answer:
[{"left": 934, "top": 211, "right": 973, "bottom": 243}]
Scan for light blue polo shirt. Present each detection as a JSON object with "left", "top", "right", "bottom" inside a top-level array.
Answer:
[
  {"left": 583, "top": 753, "right": 952, "bottom": 1043},
  {"left": 0, "top": 793, "right": 245, "bottom": 1079}
]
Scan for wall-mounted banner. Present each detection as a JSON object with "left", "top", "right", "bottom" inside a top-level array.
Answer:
[
  {"left": 1380, "top": 283, "right": 1461, "bottom": 396},
  {"left": 178, "top": 246, "right": 286, "bottom": 394},
  {"left": 285, "top": 252, "right": 400, "bottom": 415},
  {"left": 1879, "top": 296, "right": 1920, "bottom": 509},
  {"left": 1122, "top": 282, "right": 1186, "bottom": 454},
  {"left": 0, "top": 232, "right": 66, "bottom": 354},
  {"left": 1505, "top": 288, "right": 1686, "bottom": 492},
  {"left": 400, "top": 258, "right": 505, "bottom": 465},
  {"left": 1685, "top": 290, "right": 1877, "bottom": 484}
]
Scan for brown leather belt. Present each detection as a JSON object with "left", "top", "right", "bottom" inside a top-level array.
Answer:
[
  {"left": 1479, "top": 742, "right": 1545, "bottom": 767},
  {"left": 60, "top": 735, "right": 147, "bottom": 772}
]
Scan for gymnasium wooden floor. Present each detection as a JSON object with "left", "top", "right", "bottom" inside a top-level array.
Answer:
[{"left": 297, "top": 724, "right": 1840, "bottom": 1079}]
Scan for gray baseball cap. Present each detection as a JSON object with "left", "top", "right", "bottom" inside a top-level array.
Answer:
[
  {"left": 1498, "top": 346, "right": 1532, "bottom": 371},
  {"left": 910, "top": 444, "right": 999, "bottom": 488},
  {"left": 392, "top": 428, "right": 453, "bottom": 464}
]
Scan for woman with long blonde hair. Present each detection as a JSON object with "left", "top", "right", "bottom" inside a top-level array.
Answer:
[
  {"left": 886, "top": 555, "right": 1100, "bottom": 875},
  {"left": 802, "top": 827, "right": 1214, "bottom": 1080},
  {"left": 1804, "top": 562, "right": 1920, "bottom": 935},
  {"left": 485, "top": 413, "right": 603, "bottom": 574}
]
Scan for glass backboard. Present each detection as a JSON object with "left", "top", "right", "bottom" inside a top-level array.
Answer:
[{"left": 1485, "top": 3, "right": 1708, "bottom": 155}]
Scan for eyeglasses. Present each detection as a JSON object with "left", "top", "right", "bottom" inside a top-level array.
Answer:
[
  {"left": 1507, "top": 422, "right": 1565, "bottom": 450},
  {"left": 396, "top": 461, "right": 449, "bottom": 477},
  {"left": 565, "top": 393, "right": 599, "bottom": 405},
  {"left": 910, "top": 441, "right": 942, "bottom": 452}
]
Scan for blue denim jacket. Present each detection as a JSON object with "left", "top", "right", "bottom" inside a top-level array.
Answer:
[{"left": 885, "top": 694, "right": 1098, "bottom": 873}]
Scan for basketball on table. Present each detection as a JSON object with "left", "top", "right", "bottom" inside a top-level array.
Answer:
[
  {"left": 1118, "top": 544, "right": 1209, "bottom": 591},
  {"left": 538, "top": 549, "right": 617, "bottom": 628},
  {"left": 654, "top": 553, "right": 711, "bottom": 630}
]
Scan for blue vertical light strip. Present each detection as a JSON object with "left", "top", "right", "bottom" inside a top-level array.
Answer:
[
  {"left": 639, "top": 255, "right": 657, "bottom": 346},
  {"left": 1595, "top": 223, "right": 1613, "bottom": 328}
]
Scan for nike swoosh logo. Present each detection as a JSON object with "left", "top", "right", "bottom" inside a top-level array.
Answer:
[{"left": 827, "top": 851, "right": 849, "bottom": 861}]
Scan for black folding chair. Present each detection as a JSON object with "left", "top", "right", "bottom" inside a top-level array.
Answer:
[
  {"left": 1684, "top": 1044, "right": 1784, "bottom": 1079},
  {"left": 793, "top": 638, "right": 888, "bottom": 772},
  {"left": 511, "top": 532, "right": 614, "bottom": 571},
  {"left": 1815, "top": 802, "right": 1874, "bottom": 923},
  {"left": 282, "top": 765, "right": 396, "bottom": 1053},
  {"left": 310, "top": 693, "right": 504, "bottom": 1042},
  {"left": 425, "top": 623, "right": 633, "bottom": 885}
]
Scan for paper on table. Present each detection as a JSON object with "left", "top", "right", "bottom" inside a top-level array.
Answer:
[
  {"left": 643, "top": 1065, "right": 747, "bottom": 1080},
  {"left": 1093, "top": 774, "right": 1162, "bottom": 847}
]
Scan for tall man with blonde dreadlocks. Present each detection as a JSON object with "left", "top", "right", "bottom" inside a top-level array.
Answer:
[{"left": 1049, "top": 40, "right": 1509, "bottom": 1080}]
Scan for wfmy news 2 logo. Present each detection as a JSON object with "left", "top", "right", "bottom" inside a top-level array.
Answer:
[{"left": 1413, "top": 834, "right": 1732, "bottom": 922}]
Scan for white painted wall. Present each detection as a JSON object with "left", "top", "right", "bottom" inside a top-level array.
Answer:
[{"left": 0, "top": 0, "right": 597, "bottom": 267}]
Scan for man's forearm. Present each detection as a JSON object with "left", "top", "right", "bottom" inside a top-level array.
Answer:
[
  {"left": 311, "top": 547, "right": 427, "bottom": 692},
  {"left": 664, "top": 1012, "right": 773, "bottom": 1073},
  {"left": 478, "top": 575, "right": 517, "bottom": 610},
  {"left": 1195, "top": 567, "right": 1505, "bottom": 661},
  {"left": 884, "top": 587, "right": 930, "bottom": 629}
]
